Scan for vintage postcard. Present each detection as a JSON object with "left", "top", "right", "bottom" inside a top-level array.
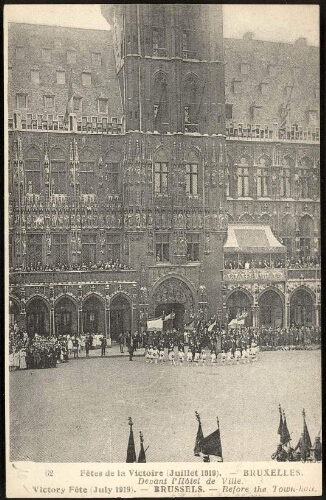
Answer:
[{"left": 5, "top": 3, "right": 321, "bottom": 497}]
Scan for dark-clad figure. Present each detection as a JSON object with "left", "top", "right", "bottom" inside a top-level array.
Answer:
[
  {"left": 128, "top": 338, "right": 134, "bottom": 361},
  {"left": 271, "top": 444, "right": 288, "bottom": 462},
  {"left": 118, "top": 332, "right": 124, "bottom": 353},
  {"left": 312, "top": 436, "right": 322, "bottom": 462},
  {"left": 101, "top": 336, "right": 107, "bottom": 357}
]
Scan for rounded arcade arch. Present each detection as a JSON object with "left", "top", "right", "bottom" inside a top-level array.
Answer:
[
  {"left": 226, "top": 288, "right": 253, "bottom": 326},
  {"left": 259, "top": 289, "right": 284, "bottom": 328},
  {"left": 82, "top": 294, "right": 105, "bottom": 335},
  {"left": 290, "top": 287, "right": 315, "bottom": 326},
  {"left": 26, "top": 295, "right": 50, "bottom": 336},
  {"left": 110, "top": 293, "right": 132, "bottom": 341},
  {"left": 54, "top": 295, "right": 78, "bottom": 336}
]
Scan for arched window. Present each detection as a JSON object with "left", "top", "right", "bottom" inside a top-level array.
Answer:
[
  {"left": 154, "top": 149, "right": 169, "bottom": 194},
  {"left": 281, "top": 215, "right": 296, "bottom": 260},
  {"left": 299, "top": 156, "right": 313, "bottom": 198},
  {"left": 184, "top": 74, "right": 199, "bottom": 132},
  {"left": 25, "top": 146, "right": 41, "bottom": 194},
  {"left": 104, "top": 150, "right": 121, "bottom": 195},
  {"left": 299, "top": 215, "right": 314, "bottom": 260},
  {"left": 152, "top": 6, "right": 166, "bottom": 57},
  {"left": 153, "top": 72, "right": 168, "bottom": 133},
  {"left": 51, "top": 147, "right": 67, "bottom": 194},
  {"left": 79, "top": 149, "right": 96, "bottom": 194},
  {"left": 237, "top": 156, "right": 252, "bottom": 197},
  {"left": 185, "top": 150, "right": 200, "bottom": 195},
  {"left": 257, "top": 156, "right": 271, "bottom": 197},
  {"left": 280, "top": 155, "right": 294, "bottom": 197}
]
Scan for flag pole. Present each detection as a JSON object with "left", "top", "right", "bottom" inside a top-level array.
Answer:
[{"left": 217, "top": 416, "right": 223, "bottom": 462}]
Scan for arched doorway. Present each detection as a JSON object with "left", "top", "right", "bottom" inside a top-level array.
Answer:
[
  {"left": 151, "top": 277, "right": 195, "bottom": 330},
  {"left": 83, "top": 295, "right": 105, "bottom": 334},
  {"left": 26, "top": 297, "right": 50, "bottom": 336},
  {"left": 9, "top": 298, "right": 20, "bottom": 326},
  {"left": 54, "top": 296, "right": 78, "bottom": 336},
  {"left": 155, "top": 303, "right": 185, "bottom": 331},
  {"left": 226, "top": 290, "right": 252, "bottom": 326},
  {"left": 259, "top": 290, "right": 283, "bottom": 327},
  {"left": 110, "top": 294, "right": 131, "bottom": 340},
  {"left": 290, "top": 288, "right": 314, "bottom": 326}
]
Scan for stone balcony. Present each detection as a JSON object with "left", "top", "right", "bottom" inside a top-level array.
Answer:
[
  {"left": 222, "top": 266, "right": 321, "bottom": 283},
  {"left": 9, "top": 269, "right": 138, "bottom": 286},
  {"left": 222, "top": 267, "right": 287, "bottom": 283}
]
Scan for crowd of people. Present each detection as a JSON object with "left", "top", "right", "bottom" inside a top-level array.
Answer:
[
  {"left": 10, "top": 259, "right": 132, "bottom": 273},
  {"left": 9, "top": 318, "right": 320, "bottom": 371},
  {"left": 224, "top": 254, "right": 320, "bottom": 270}
]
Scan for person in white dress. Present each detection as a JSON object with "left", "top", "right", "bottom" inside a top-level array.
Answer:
[
  {"left": 201, "top": 349, "right": 207, "bottom": 366},
  {"left": 210, "top": 349, "right": 217, "bottom": 364},
  {"left": 226, "top": 349, "right": 233, "bottom": 365},
  {"left": 152, "top": 345, "right": 159, "bottom": 364},
  {"left": 159, "top": 346, "right": 165, "bottom": 364},
  {"left": 178, "top": 347, "right": 185, "bottom": 365},
  {"left": 168, "top": 345, "right": 176, "bottom": 366},
  {"left": 234, "top": 347, "right": 241, "bottom": 365},
  {"left": 187, "top": 347, "right": 193, "bottom": 365},
  {"left": 220, "top": 350, "right": 226, "bottom": 365}
]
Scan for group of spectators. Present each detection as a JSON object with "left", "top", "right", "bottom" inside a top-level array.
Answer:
[
  {"left": 224, "top": 254, "right": 320, "bottom": 270},
  {"left": 10, "top": 259, "right": 132, "bottom": 273}
]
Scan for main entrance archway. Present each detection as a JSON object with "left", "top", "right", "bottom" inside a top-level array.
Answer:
[
  {"left": 26, "top": 297, "right": 50, "bottom": 336},
  {"left": 259, "top": 290, "right": 283, "bottom": 327},
  {"left": 226, "top": 290, "right": 252, "bottom": 326},
  {"left": 83, "top": 295, "right": 105, "bottom": 334},
  {"left": 151, "top": 277, "right": 195, "bottom": 330},
  {"left": 110, "top": 294, "right": 131, "bottom": 340},
  {"left": 155, "top": 303, "right": 185, "bottom": 331},
  {"left": 290, "top": 288, "right": 314, "bottom": 326},
  {"left": 54, "top": 296, "right": 78, "bottom": 336}
]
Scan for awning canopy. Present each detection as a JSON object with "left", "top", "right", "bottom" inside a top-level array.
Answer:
[{"left": 223, "top": 224, "right": 286, "bottom": 254}]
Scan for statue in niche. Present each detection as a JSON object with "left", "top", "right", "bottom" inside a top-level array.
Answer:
[
  {"left": 141, "top": 211, "right": 146, "bottom": 227},
  {"left": 179, "top": 236, "right": 187, "bottom": 256},
  {"left": 28, "top": 181, "right": 33, "bottom": 194},
  {"left": 148, "top": 212, "right": 153, "bottom": 226},
  {"left": 124, "top": 212, "right": 128, "bottom": 226},
  {"left": 178, "top": 212, "right": 184, "bottom": 227},
  {"left": 47, "top": 234, "right": 51, "bottom": 254},
  {"left": 147, "top": 231, "right": 153, "bottom": 254},
  {"left": 205, "top": 234, "right": 210, "bottom": 253},
  {"left": 219, "top": 212, "right": 227, "bottom": 230},
  {"left": 129, "top": 210, "right": 135, "bottom": 227},
  {"left": 172, "top": 233, "right": 178, "bottom": 254},
  {"left": 135, "top": 211, "right": 141, "bottom": 228},
  {"left": 211, "top": 169, "right": 217, "bottom": 187}
]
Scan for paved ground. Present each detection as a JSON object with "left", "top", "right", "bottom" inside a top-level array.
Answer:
[{"left": 9, "top": 348, "right": 321, "bottom": 463}]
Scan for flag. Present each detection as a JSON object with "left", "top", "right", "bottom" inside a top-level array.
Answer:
[
  {"left": 277, "top": 405, "right": 283, "bottom": 437},
  {"left": 200, "top": 418, "right": 223, "bottom": 461},
  {"left": 137, "top": 431, "right": 146, "bottom": 463},
  {"left": 281, "top": 411, "right": 291, "bottom": 446},
  {"left": 126, "top": 417, "right": 136, "bottom": 463},
  {"left": 194, "top": 411, "right": 204, "bottom": 456},
  {"left": 208, "top": 321, "right": 216, "bottom": 332},
  {"left": 64, "top": 68, "right": 74, "bottom": 124},
  {"left": 302, "top": 409, "right": 312, "bottom": 449},
  {"left": 147, "top": 317, "right": 163, "bottom": 331},
  {"left": 164, "top": 311, "right": 175, "bottom": 321}
]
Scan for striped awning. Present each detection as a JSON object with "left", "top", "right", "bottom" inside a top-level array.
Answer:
[{"left": 224, "top": 225, "right": 286, "bottom": 254}]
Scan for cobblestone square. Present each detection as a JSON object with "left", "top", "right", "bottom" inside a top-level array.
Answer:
[{"left": 9, "top": 349, "right": 321, "bottom": 463}]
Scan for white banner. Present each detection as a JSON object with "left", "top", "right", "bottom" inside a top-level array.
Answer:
[{"left": 147, "top": 318, "right": 163, "bottom": 331}]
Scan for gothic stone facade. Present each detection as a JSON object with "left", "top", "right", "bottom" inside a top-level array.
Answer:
[{"left": 8, "top": 5, "right": 320, "bottom": 338}]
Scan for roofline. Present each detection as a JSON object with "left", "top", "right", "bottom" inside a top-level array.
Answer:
[
  {"left": 224, "top": 36, "right": 319, "bottom": 48},
  {"left": 8, "top": 21, "right": 112, "bottom": 33}
]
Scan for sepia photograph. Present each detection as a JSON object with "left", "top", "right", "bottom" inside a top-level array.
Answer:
[{"left": 5, "top": 3, "right": 321, "bottom": 497}]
